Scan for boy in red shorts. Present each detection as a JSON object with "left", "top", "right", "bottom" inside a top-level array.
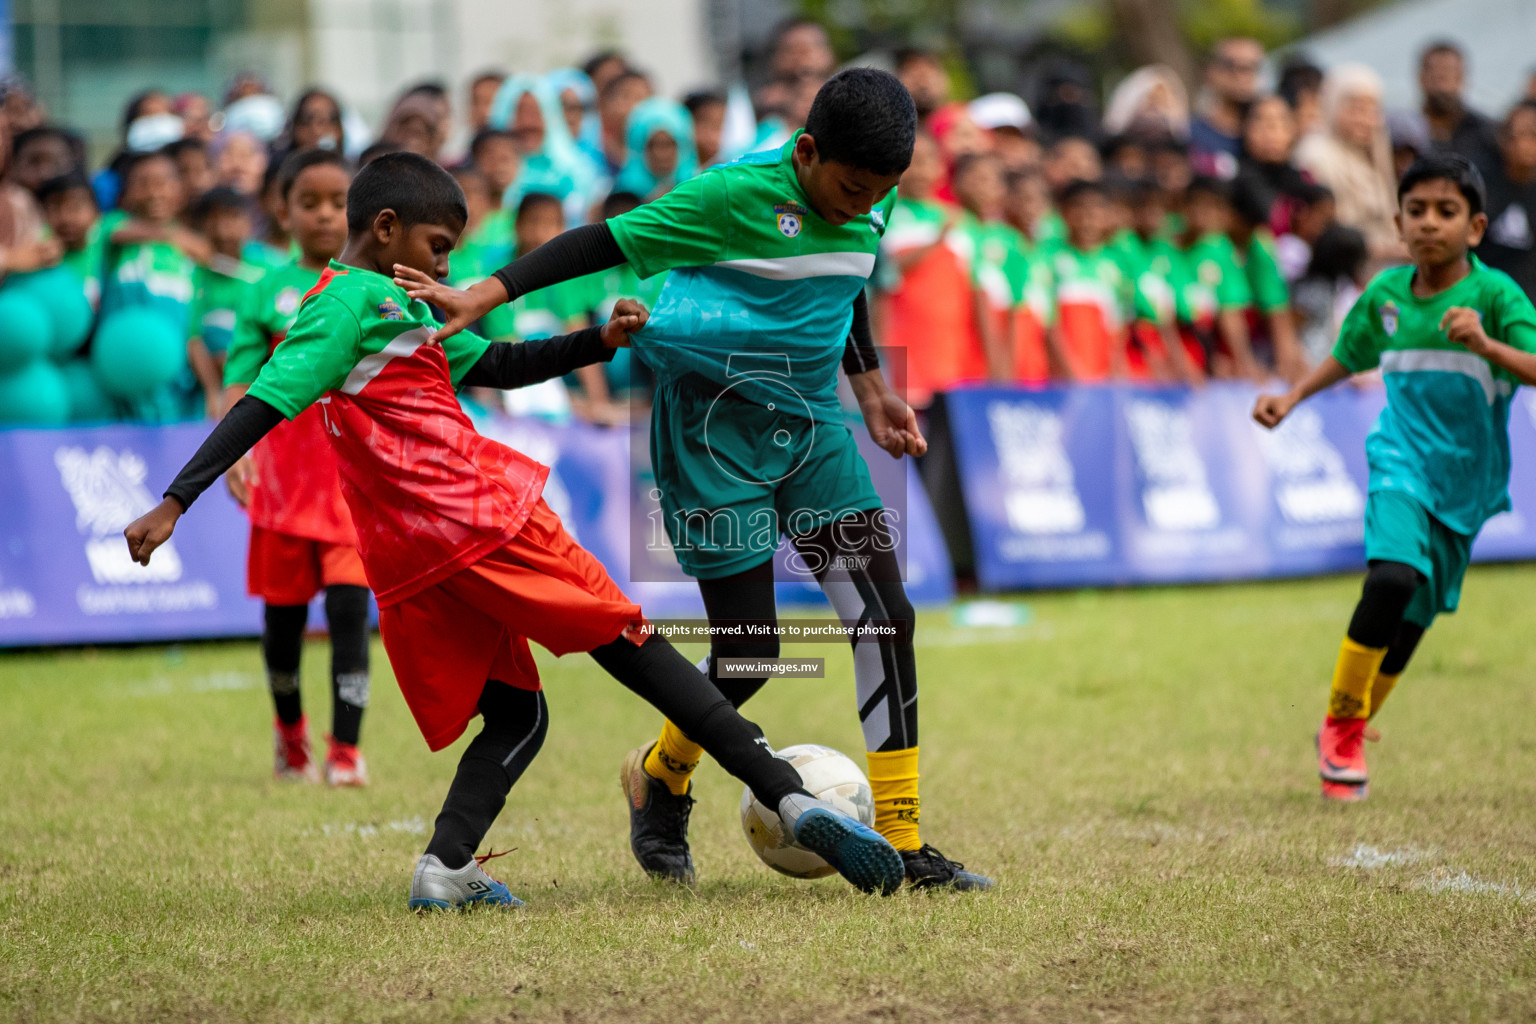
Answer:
[
  {"left": 221, "top": 149, "right": 371, "bottom": 786},
  {"left": 124, "top": 152, "right": 904, "bottom": 909}
]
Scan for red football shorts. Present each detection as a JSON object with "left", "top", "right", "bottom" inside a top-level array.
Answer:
[
  {"left": 379, "top": 498, "right": 647, "bottom": 752},
  {"left": 247, "top": 525, "right": 369, "bottom": 606}
]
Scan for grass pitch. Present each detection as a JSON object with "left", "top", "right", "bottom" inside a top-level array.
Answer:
[{"left": 4, "top": 567, "right": 1536, "bottom": 1023}]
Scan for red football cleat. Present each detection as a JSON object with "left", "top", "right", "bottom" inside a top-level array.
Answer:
[
  {"left": 274, "top": 715, "right": 317, "bottom": 782},
  {"left": 324, "top": 735, "right": 369, "bottom": 788},
  {"left": 1317, "top": 716, "right": 1368, "bottom": 784}
]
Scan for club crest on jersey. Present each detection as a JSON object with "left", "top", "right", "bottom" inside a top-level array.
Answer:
[
  {"left": 869, "top": 207, "right": 886, "bottom": 232},
  {"left": 1379, "top": 300, "right": 1400, "bottom": 337},
  {"left": 378, "top": 298, "right": 405, "bottom": 321},
  {"left": 275, "top": 287, "right": 302, "bottom": 317},
  {"left": 773, "top": 202, "right": 807, "bottom": 238}
]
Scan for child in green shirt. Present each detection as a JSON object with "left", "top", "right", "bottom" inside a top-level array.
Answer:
[
  {"left": 187, "top": 187, "right": 263, "bottom": 417},
  {"left": 1254, "top": 153, "right": 1536, "bottom": 802},
  {"left": 1176, "top": 177, "right": 1263, "bottom": 381}
]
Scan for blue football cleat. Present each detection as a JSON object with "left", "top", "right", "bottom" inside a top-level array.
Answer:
[
  {"left": 778, "top": 794, "right": 905, "bottom": 895},
  {"left": 408, "top": 853, "right": 525, "bottom": 911}
]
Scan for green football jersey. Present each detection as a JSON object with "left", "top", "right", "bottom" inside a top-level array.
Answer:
[
  {"left": 608, "top": 131, "right": 895, "bottom": 424},
  {"left": 1175, "top": 232, "right": 1252, "bottom": 325},
  {"left": 1332, "top": 255, "right": 1536, "bottom": 534},
  {"left": 224, "top": 261, "right": 324, "bottom": 387},
  {"left": 1237, "top": 228, "right": 1290, "bottom": 314},
  {"left": 190, "top": 260, "right": 262, "bottom": 356},
  {"left": 970, "top": 218, "right": 1028, "bottom": 310},
  {"left": 1113, "top": 230, "right": 1182, "bottom": 326}
]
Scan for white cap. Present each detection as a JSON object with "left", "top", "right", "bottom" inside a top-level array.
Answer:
[
  {"left": 126, "top": 113, "right": 184, "bottom": 152},
  {"left": 968, "top": 92, "right": 1032, "bottom": 133},
  {"left": 221, "top": 94, "right": 286, "bottom": 142}
]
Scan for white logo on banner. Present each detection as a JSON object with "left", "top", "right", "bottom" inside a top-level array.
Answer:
[
  {"left": 54, "top": 446, "right": 219, "bottom": 615},
  {"left": 987, "top": 402, "right": 1085, "bottom": 534},
  {"left": 1255, "top": 406, "right": 1363, "bottom": 525},
  {"left": 0, "top": 569, "right": 36, "bottom": 619},
  {"left": 1124, "top": 400, "right": 1221, "bottom": 531}
]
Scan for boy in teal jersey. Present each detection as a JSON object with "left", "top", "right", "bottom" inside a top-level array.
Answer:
[
  {"left": 101, "top": 149, "right": 210, "bottom": 422},
  {"left": 400, "top": 69, "right": 992, "bottom": 891},
  {"left": 1255, "top": 153, "right": 1536, "bottom": 802},
  {"left": 127, "top": 152, "right": 905, "bottom": 905}
]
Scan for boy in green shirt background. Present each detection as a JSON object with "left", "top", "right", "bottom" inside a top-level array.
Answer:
[
  {"left": 1254, "top": 153, "right": 1536, "bottom": 802},
  {"left": 1175, "top": 177, "right": 1263, "bottom": 382},
  {"left": 187, "top": 186, "right": 263, "bottom": 418}
]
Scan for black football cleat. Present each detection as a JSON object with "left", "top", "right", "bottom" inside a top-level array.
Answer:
[
  {"left": 620, "top": 744, "right": 696, "bottom": 884},
  {"left": 900, "top": 843, "right": 994, "bottom": 891}
]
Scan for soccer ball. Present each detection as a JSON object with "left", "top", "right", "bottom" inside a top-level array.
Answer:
[{"left": 740, "top": 744, "right": 875, "bottom": 878}]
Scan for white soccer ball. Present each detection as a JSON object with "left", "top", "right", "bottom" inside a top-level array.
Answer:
[{"left": 740, "top": 743, "right": 876, "bottom": 878}]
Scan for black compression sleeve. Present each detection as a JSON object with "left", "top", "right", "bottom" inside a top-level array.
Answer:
[
  {"left": 164, "top": 395, "right": 284, "bottom": 511},
  {"left": 490, "top": 223, "right": 626, "bottom": 301},
  {"left": 841, "top": 290, "right": 879, "bottom": 376},
  {"left": 458, "top": 327, "right": 614, "bottom": 390}
]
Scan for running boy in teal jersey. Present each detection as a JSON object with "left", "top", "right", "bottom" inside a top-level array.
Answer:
[
  {"left": 399, "top": 69, "right": 991, "bottom": 891},
  {"left": 1254, "top": 153, "right": 1536, "bottom": 801}
]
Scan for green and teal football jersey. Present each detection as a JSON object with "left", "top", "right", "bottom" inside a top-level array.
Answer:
[
  {"left": 608, "top": 131, "right": 895, "bottom": 424},
  {"left": 1333, "top": 256, "right": 1536, "bottom": 535}
]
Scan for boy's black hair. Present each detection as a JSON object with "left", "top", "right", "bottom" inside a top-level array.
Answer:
[
  {"left": 346, "top": 151, "right": 467, "bottom": 234},
  {"left": 1277, "top": 59, "right": 1323, "bottom": 109},
  {"left": 1288, "top": 180, "right": 1335, "bottom": 206},
  {"left": 37, "top": 170, "right": 94, "bottom": 207},
  {"left": 951, "top": 150, "right": 1001, "bottom": 183},
  {"left": 1419, "top": 39, "right": 1464, "bottom": 69},
  {"left": 683, "top": 90, "right": 725, "bottom": 116},
  {"left": 120, "top": 89, "right": 166, "bottom": 136},
  {"left": 1127, "top": 176, "right": 1164, "bottom": 204},
  {"left": 1397, "top": 151, "right": 1486, "bottom": 215},
  {"left": 120, "top": 148, "right": 176, "bottom": 182},
  {"left": 469, "top": 128, "right": 515, "bottom": 162},
  {"left": 600, "top": 69, "right": 650, "bottom": 104},
  {"left": 802, "top": 68, "right": 916, "bottom": 176},
  {"left": 190, "top": 186, "right": 249, "bottom": 226},
  {"left": 602, "top": 190, "right": 643, "bottom": 219},
  {"left": 1099, "top": 132, "right": 1148, "bottom": 163},
  {"left": 1307, "top": 223, "right": 1368, "bottom": 283},
  {"left": 358, "top": 140, "right": 405, "bottom": 166},
  {"left": 261, "top": 154, "right": 286, "bottom": 198},
  {"left": 515, "top": 191, "right": 563, "bottom": 221},
  {"left": 163, "top": 137, "right": 208, "bottom": 161},
  {"left": 277, "top": 147, "right": 351, "bottom": 200},
  {"left": 1229, "top": 172, "right": 1272, "bottom": 228},
  {"left": 1100, "top": 173, "right": 1135, "bottom": 204},
  {"left": 1057, "top": 178, "right": 1109, "bottom": 205},
  {"left": 1185, "top": 175, "right": 1232, "bottom": 203},
  {"left": 401, "top": 79, "right": 449, "bottom": 102},
  {"left": 581, "top": 50, "right": 625, "bottom": 80},
  {"left": 12, "top": 125, "right": 86, "bottom": 169}
]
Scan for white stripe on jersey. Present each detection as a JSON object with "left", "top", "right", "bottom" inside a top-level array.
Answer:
[
  {"left": 340, "top": 326, "right": 430, "bottom": 395},
  {"left": 1379, "top": 348, "right": 1511, "bottom": 405},
  {"left": 712, "top": 251, "right": 876, "bottom": 280}
]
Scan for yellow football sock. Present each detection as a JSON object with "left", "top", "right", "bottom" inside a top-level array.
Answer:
[
  {"left": 866, "top": 747, "right": 922, "bottom": 852},
  {"left": 644, "top": 720, "right": 703, "bottom": 796},
  {"left": 1367, "top": 671, "right": 1400, "bottom": 720},
  {"left": 1328, "top": 637, "right": 1386, "bottom": 719}
]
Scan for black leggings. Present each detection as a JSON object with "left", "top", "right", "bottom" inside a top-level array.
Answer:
[
  {"left": 697, "top": 509, "right": 919, "bottom": 753},
  {"left": 424, "top": 634, "right": 809, "bottom": 869},
  {"left": 1347, "top": 560, "right": 1427, "bottom": 677},
  {"left": 261, "top": 584, "right": 371, "bottom": 744}
]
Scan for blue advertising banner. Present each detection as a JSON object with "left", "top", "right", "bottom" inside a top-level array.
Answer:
[
  {"left": 0, "top": 413, "right": 954, "bottom": 647},
  {"left": 945, "top": 382, "right": 1536, "bottom": 592}
]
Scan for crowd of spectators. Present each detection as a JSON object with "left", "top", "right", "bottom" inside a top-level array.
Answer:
[{"left": 0, "top": 24, "right": 1533, "bottom": 427}]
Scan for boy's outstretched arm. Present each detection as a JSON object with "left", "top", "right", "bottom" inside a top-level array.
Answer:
[
  {"left": 459, "top": 300, "right": 649, "bottom": 390},
  {"left": 123, "top": 397, "right": 285, "bottom": 565},
  {"left": 1252, "top": 355, "right": 1352, "bottom": 429},
  {"left": 396, "top": 224, "right": 627, "bottom": 343},
  {"left": 1442, "top": 308, "right": 1536, "bottom": 386},
  {"left": 840, "top": 290, "right": 926, "bottom": 459}
]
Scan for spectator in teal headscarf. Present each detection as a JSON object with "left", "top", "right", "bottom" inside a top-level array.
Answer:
[
  {"left": 614, "top": 97, "right": 698, "bottom": 200},
  {"left": 487, "top": 74, "right": 603, "bottom": 224},
  {"left": 545, "top": 68, "right": 604, "bottom": 170}
]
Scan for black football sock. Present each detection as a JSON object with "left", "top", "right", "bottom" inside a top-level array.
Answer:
[
  {"left": 262, "top": 603, "right": 308, "bottom": 725},
  {"left": 425, "top": 683, "right": 548, "bottom": 870},
  {"left": 697, "top": 558, "right": 780, "bottom": 708},
  {"left": 589, "top": 634, "right": 808, "bottom": 810},
  {"left": 324, "top": 585, "right": 371, "bottom": 745}
]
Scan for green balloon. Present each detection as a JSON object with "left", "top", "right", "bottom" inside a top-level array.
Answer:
[
  {"left": 0, "top": 290, "right": 53, "bottom": 373},
  {"left": 91, "top": 307, "right": 185, "bottom": 398},
  {"left": 0, "top": 360, "right": 69, "bottom": 426},
  {"left": 60, "top": 358, "right": 116, "bottom": 423},
  {"left": 12, "top": 267, "right": 95, "bottom": 359}
]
